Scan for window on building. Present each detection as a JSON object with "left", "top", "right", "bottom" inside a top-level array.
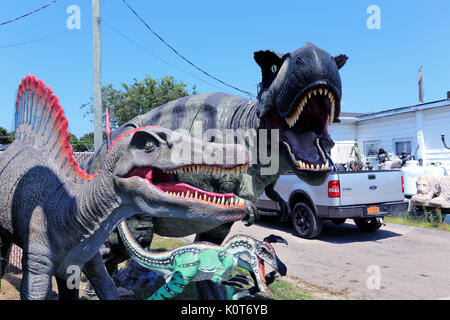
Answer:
[
  {"left": 363, "top": 141, "right": 381, "bottom": 167},
  {"left": 364, "top": 141, "right": 381, "bottom": 158},
  {"left": 394, "top": 139, "right": 412, "bottom": 156}
]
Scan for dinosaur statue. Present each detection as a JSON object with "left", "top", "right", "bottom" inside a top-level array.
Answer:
[
  {"left": 0, "top": 75, "right": 250, "bottom": 299},
  {"left": 118, "top": 218, "right": 287, "bottom": 300},
  {"left": 82, "top": 41, "right": 347, "bottom": 241},
  {"left": 81, "top": 42, "right": 347, "bottom": 298}
]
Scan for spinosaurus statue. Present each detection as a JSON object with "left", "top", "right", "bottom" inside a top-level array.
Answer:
[
  {"left": 118, "top": 219, "right": 287, "bottom": 300},
  {"left": 82, "top": 42, "right": 347, "bottom": 245},
  {"left": 0, "top": 75, "right": 251, "bottom": 300}
]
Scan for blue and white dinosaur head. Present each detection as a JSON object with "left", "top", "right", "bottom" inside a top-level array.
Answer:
[
  {"left": 227, "top": 234, "right": 287, "bottom": 292},
  {"left": 255, "top": 42, "right": 347, "bottom": 185}
]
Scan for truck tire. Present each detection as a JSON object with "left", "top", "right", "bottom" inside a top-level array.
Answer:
[
  {"left": 291, "top": 202, "right": 323, "bottom": 239},
  {"left": 354, "top": 218, "right": 382, "bottom": 232}
]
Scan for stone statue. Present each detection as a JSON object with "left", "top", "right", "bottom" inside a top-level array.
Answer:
[
  {"left": 410, "top": 175, "right": 440, "bottom": 206},
  {"left": 428, "top": 176, "right": 450, "bottom": 208}
]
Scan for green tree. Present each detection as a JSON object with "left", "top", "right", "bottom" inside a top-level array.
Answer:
[
  {"left": 81, "top": 75, "right": 190, "bottom": 129},
  {"left": 8, "top": 131, "right": 15, "bottom": 143},
  {"left": 0, "top": 126, "right": 14, "bottom": 144},
  {"left": 77, "top": 132, "right": 95, "bottom": 152},
  {"left": 70, "top": 133, "right": 79, "bottom": 149}
]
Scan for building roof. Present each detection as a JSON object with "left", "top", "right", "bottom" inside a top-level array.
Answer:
[
  {"left": 338, "top": 98, "right": 450, "bottom": 123},
  {"left": 340, "top": 112, "right": 366, "bottom": 118},
  {"left": 357, "top": 99, "right": 450, "bottom": 121}
]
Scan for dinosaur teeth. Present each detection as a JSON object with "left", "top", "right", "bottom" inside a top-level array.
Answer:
[
  {"left": 285, "top": 87, "right": 337, "bottom": 128},
  {"left": 284, "top": 141, "right": 331, "bottom": 171},
  {"left": 168, "top": 165, "right": 248, "bottom": 179},
  {"left": 329, "top": 101, "right": 335, "bottom": 125},
  {"left": 164, "top": 187, "right": 244, "bottom": 207}
]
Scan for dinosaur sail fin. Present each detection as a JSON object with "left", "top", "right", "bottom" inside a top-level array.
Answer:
[{"left": 15, "top": 74, "right": 96, "bottom": 183}]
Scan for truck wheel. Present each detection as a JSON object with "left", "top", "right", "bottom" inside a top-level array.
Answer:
[
  {"left": 354, "top": 218, "right": 382, "bottom": 232},
  {"left": 291, "top": 202, "right": 323, "bottom": 239},
  {"left": 331, "top": 218, "right": 346, "bottom": 225}
]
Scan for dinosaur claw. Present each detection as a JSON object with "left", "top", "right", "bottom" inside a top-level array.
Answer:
[
  {"left": 243, "top": 200, "right": 259, "bottom": 226},
  {"left": 263, "top": 234, "right": 288, "bottom": 245},
  {"left": 222, "top": 273, "right": 251, "bottom": 288},
  {"left": 265, "top": 271, "right": 279, "bottom": 286}
]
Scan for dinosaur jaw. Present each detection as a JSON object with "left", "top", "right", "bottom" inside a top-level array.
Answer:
[
  {"left": 264, "top": 84, "right": 336, "bottom": 184},
  {"left": 281, "top": 86, "right": 334, "bottom": 172},
  {"left": 158, "top": 182, "right": 244, "bottom": 207},
  {"left": 257, "top": 257, "right": 268, "bottom": 291},
  {"left": 124, "top": 165, "right": 247, "bottom": 211}
]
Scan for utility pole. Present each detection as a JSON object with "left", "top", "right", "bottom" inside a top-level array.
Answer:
[
  {"left": 418, "top": 65, "right": 424, "bottom": 104},
  {"left": 92, "top": 0, "right": 102, "bottom": 151}
]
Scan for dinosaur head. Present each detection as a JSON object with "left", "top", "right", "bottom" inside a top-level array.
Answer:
[
  {"left": 102, "top": 126, "right": 249, "bottom": 224},
  {"left": 255, "top": 42, "right": 347, "bottom": 185},
  {"left": 226, "top": 234, "right": 287, "bottom": 292}
]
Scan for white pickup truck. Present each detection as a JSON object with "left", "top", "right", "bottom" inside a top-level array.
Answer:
[{"left": 257, "top": 169, "right": 409, "bottom": 239}]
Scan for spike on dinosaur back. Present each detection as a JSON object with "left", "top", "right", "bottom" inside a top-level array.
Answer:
[{"left": 15, "top": 74, "right": 97, "bottom": 183}]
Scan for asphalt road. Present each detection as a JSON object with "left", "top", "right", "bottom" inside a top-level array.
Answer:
[{"left": 216, "top": 217, "right": 450, "bottom": 300}]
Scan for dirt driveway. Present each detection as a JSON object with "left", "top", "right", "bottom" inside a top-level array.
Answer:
[{"left": 219, "top": 218, "right": 450, "bottom": 300}]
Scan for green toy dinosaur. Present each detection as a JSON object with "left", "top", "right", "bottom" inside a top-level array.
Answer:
[{"left": 118, "top": 220, "right": 287, "bottom": 300}]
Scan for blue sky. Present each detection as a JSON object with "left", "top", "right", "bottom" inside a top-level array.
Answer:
[{"left": 0, "top": 0, "right": 449, "bottom": 138}]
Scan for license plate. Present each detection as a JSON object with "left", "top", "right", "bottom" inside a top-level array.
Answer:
[{"left": 367, "top": 206, "right": 380, "bottom": 214}]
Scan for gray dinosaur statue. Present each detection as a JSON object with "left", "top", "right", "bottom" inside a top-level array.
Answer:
[
  {"left": 81, "top": 42, "right": 347, "bottom": 298},
  {"left": 0, "top": 75, "right": 250, "bottom": 300},
  {"left": 83, "top": 41, "right": 347, "bottom": 239}
]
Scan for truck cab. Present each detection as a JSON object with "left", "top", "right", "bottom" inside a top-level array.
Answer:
[{"left": 257, "top": 169, "right": 409, "bottom": 239}]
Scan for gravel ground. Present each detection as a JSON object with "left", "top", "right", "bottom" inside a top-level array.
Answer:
[{"left": 200, "top": 218, "right": 450, "bottom": 300}]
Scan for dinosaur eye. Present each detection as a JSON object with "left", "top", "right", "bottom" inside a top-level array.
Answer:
[
  {"left": 144, "top": 140, "right": 156, "bottom": 152},
  {"left": 271, "top": 64, "right": 278, "bottom": 73}
]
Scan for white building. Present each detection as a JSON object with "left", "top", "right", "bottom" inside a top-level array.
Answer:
[{"left": 329, "top": 95, "right": 450, "bottom": 169}]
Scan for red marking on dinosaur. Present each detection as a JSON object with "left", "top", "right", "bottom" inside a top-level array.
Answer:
[
  {"left": 15, "top": 75, "right": 97, "bottom": 181},
  {"left": 104, "top": 125, "right": 161, "bottom": 163},
  {"left": 264, "top": 242, "right": 276, "bottom": 254}
]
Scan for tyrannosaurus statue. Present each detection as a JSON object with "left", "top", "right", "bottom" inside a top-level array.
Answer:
[
  {"left": 118, "top": 218, "right": 287, "bottom": 300},
  {"left": 81, "top": 43, "right": 347, "bottom": 297},
  {"left": 0, "top": 75, "right": 250, "bottom": 300}
]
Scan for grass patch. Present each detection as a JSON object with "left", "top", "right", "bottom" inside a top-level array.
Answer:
[
  {"left": 385, "top": 211, "right": 450, "bottom": 232},
  {"left": 250, "top": 278, "right": 315, "bottom": 300},
  {"left": 149, "top": 235, "right": 187, "bottom": 251}
]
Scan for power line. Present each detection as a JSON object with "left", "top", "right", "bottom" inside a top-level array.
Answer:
[
  {"left": 120, "top": 0, "right": 255, "bottom": 99},
  {"left": 0, "top": 0, "right": 59, "bottom": 26},
  {"left": 102, "top": 20, "right": 233, "bottom": 94},
  {"left": 0, "top": 31, "right": 67, "bottom": 49}
]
